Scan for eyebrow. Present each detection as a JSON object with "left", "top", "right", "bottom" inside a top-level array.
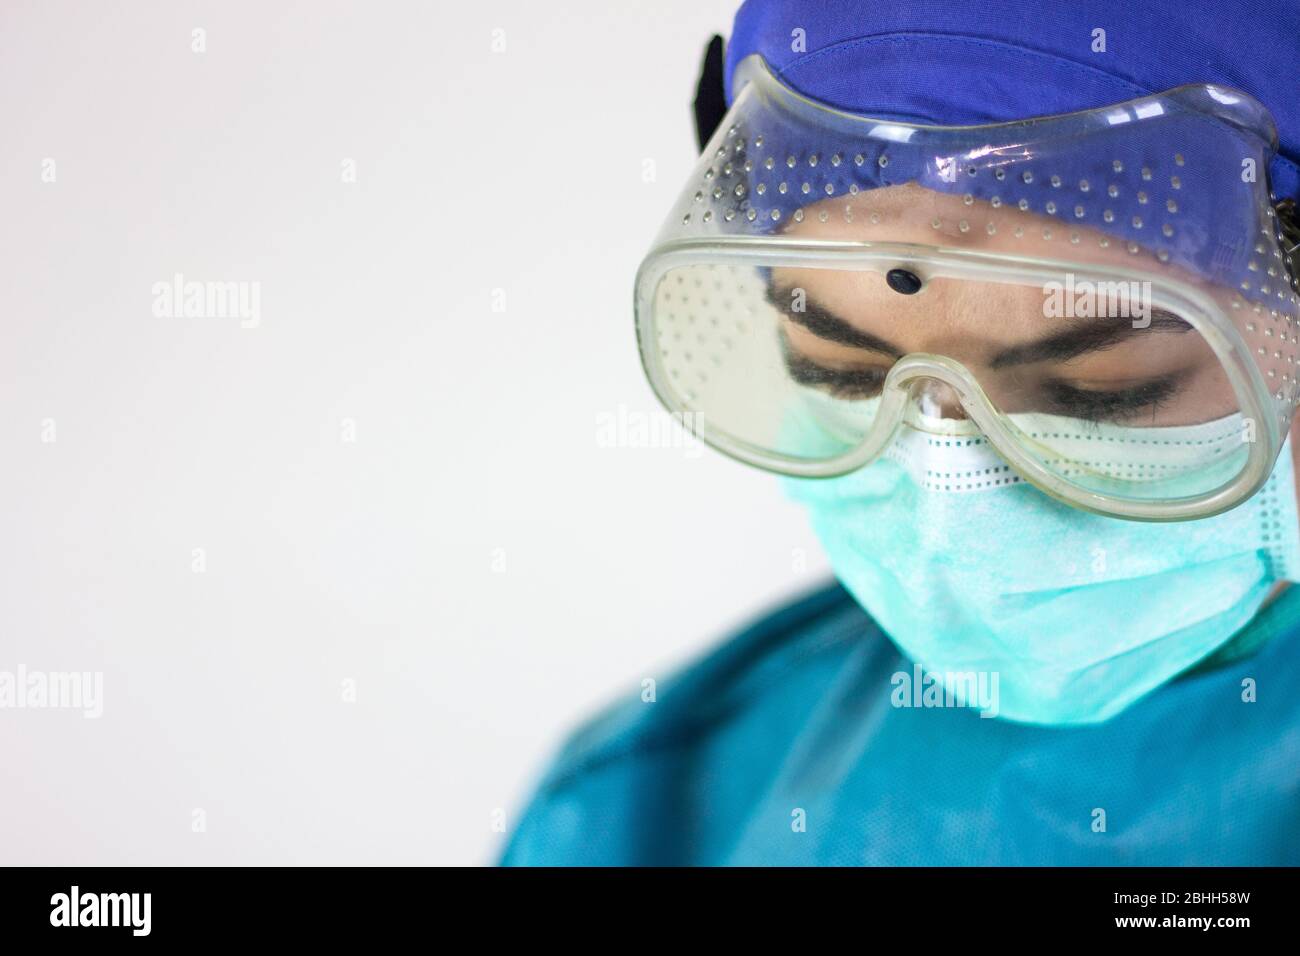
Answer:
[
  {"left": 764, "top": 284, "right": 903, "bottom": 356},
  {"left": 986, "top": 310, "right": 1192, "bottom": 367},
  {"left": 766, "top": 283, "right": 1193, "bottom": 368}
]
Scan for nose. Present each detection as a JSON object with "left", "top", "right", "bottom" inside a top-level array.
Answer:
[{"left": 910, "top": 379, "right": 969, "bottom": 420}]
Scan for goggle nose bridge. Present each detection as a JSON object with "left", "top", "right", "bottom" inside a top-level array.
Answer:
[
  {"left": 882, "top": 353, "right": 985, "bottom": 410},
  {"left": 858, "top": 353, "right": 1003, "bottom": 445}
]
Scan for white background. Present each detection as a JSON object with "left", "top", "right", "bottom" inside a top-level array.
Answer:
[{"left": 0, "top": 1, "right": 829, "bottom": 865}]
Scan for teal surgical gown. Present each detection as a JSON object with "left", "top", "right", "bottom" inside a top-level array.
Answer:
[{"left": 501, "top": 582, "right": 1300, "bottom": 865}]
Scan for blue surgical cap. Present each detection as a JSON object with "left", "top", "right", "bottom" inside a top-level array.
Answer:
[{"left": 724, "top": 0, "right": 1300, "bottom": 202}]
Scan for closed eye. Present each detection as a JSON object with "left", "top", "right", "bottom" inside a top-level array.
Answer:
[
  {"left": 1042, "top": 375, "right": 1185, "bottom": 424},
  {"left": 783, "top": 347, "right": 888, "bottom": 400}
]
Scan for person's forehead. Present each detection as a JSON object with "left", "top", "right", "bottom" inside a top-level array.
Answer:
[{"left": 776, "top": 184, "right": 1197, "bottom": 279}]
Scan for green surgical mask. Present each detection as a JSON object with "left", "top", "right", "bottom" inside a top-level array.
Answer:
[{"left": 783, "top": 424, "right": 1300, "bottom": 725}]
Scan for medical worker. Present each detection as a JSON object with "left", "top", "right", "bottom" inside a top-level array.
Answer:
[{"left": 503, "top": 0, "right": 1300, "bottom": 865}]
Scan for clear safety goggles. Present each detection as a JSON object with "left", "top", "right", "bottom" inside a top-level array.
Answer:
[{"left": 635, "top": 55, "right": 1300, "bottom": 520}]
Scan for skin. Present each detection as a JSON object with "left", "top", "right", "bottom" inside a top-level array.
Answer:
[
  {"left": 770, "top": 185, "right": 1300, "bottom": 595},
  {"left": 771, "top": 182, "right": 1241, "bottom": 424}
]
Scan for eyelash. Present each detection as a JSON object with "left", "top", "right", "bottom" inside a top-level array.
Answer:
[
  {"left": 1042, "top": 377, "right": 1181, "bottom": 424},
  {"left": 785, "top": 353, "right": 888, "bottom": 399},
  {"left": 784, "top": 328, "right": 1185, "bottom": 423},
  {"left": 789, "top": 363, "right": 1182, "bottom": 425}
]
